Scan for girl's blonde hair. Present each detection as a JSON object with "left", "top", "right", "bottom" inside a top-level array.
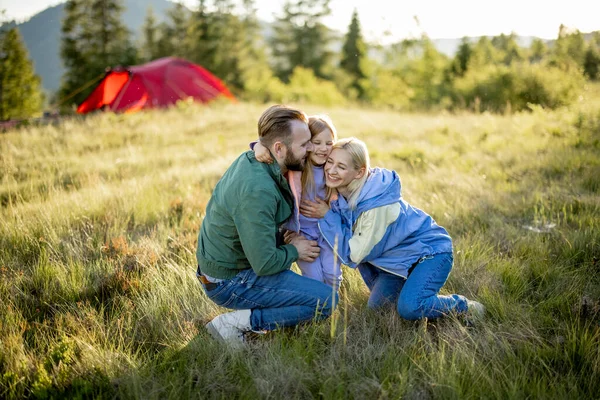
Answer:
[
  {"left": 326, "top": 137, "right": 370, "bottom": 210},
  {"left": 302, "top": 115, "right": 338, "bottom": 199}
]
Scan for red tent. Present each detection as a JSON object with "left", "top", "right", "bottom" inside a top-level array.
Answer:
[{"left": 77, "top": 57, "right": 235, "bottom": 114}]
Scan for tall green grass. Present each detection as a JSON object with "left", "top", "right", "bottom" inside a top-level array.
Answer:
[{"left": 1, "top": 94, "right": 599, "bottom": 398}]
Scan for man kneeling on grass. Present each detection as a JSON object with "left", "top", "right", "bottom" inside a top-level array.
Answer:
[{"left": 196, "top": 104, "right": 338, "bottom": 347}]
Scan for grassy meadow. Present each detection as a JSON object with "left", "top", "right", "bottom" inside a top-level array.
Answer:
[{"left": 1, "top": 90, "right": 599, "bottom": 399}]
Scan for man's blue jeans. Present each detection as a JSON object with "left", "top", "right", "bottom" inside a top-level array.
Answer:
[
  {"left": 199, "top": 267, "right": 338, "bottom": 331},
  {"left": 358, "top": 252, "right": 468, "bottom": 320}
]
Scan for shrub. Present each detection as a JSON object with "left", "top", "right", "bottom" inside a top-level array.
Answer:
[
  {"left": 240, "top": 66, "right": 288, "bottom": 103},
  {"left": 365, "top": 68, "right": 413, "bottom": 111},
  {"left": 283, "top": 67, "right": 348, "bottom": 106},
  {"left": 330, "top": 68, "right": 360, "bottom": 101},
  {"left": 452, "top": 63, "right": 584, "bottom": 112}
]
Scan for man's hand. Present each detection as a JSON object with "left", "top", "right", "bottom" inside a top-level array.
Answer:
[
  {"left": 289, "top": 234, "right": 320, "bottom": 262},
  {"left": 300, "top": 198, "right": 330, "bottom": 219}
]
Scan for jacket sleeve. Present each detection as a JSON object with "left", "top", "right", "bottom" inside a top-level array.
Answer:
[
  {"left": 318, "top": 208, "right": 354, "bottom": 266},
  {"left": 349, "top": 203, "right": 401, "bottom": 264},
  {"left": 233, "top": 187, "right": 299, "bottom": 276}
]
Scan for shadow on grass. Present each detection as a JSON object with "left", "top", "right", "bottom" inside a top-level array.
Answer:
[{"left": 111, "top": 306, "right": 476, "bottom": 399}]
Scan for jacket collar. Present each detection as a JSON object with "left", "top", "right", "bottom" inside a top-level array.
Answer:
[{"left": 248, "top": 150, "right": 291, "bottom": 192}]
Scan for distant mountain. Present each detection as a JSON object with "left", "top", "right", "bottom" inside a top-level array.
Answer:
[
  {"left": 14, "top": 4, "right": 65, "bottom": 95},
  {"left": 431, "top": 36, "right": 539, "bottom": 57},
  {"left": 10, "top": 0, "right": 175, "bottom": 94}
]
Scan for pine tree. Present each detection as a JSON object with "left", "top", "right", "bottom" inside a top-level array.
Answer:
[
  {"left": 529, "top": 38, "right": 548, "bottom": 64},
  {"left": 236, "top": 0, "right": 284, "bottom": 101},
  {"left": 207, "top": 0, "right": 246, "bottom": 89},
  {"left": 0, "top": 27, "right": 43, "bottom": 120},
  {"left": 270, "top": 0, "right": 333, "bottom": 82},
  {"left": 222, "top": 0, "right": 268, "bottom": 92},
  {"left": 187, "top": 0, "right": 213, "bottom": 66},
  {"left": 59, "top": 0, "right": 137, "bottom": 108},
  {"left": 564, "top": 29, "right": 586, "bottom": 66},
  {"left": 340, "top": 9, "right": 368, "bottom": 99},
  {"left": 142, "top": 7, "right": 159, "bottom": 62},
  {"left": 449, "top": 37, "right": 472, "bottom": 77},
  {"left": 491, "top": 33, "right": 523, "bottom": 65},
  {"left": 408, "top": 36, "right": 448, "bottom": 108},
  {"left": 551, "top": 25, "right": 586, "bottom": 71},
  {"left": 468, "top": 36, "right": 500, "bottom": 68},
  {"left": 551, "top": 24, "right": 569, "bottom": 66},
  {"left": 583, "top": 34, "right": 600, "bottom": 81},
  {"left": 156, "top": 2, "right": 189, "bottom": 58},
  {"left": 185, "top": 0, "right": 269, "bottom": 93},
  {"left": 239, "top": 0, "right": 266, "bottom": 69}
]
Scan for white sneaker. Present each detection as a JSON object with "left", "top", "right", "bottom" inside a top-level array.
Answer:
[
  {"left": 205, "top": 309, "right": 252, "bottom": 348},
  {"left": 466, "top": 300, "right": 486, "bottom": 319}
]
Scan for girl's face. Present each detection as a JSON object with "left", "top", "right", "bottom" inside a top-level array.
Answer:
[
  {"left": 309, "top": 128, "right": 334, "bottom": 166},
  {"left": 324, "top": 148, "right": 364, "bottom": 190}
]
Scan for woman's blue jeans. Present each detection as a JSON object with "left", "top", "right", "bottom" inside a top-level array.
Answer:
[
  {"left": 358, "top": 252, "right": 468, "bottom": 320},
  {"left": 200, "top": 268, "right": 338, "bottom": 331}
]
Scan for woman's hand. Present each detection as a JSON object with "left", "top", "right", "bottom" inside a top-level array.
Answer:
[
  {"left": 254, "top": 141, "right": 273, "bottom": 164},
  {"left": 300, "top": 199, "right": 330, "bottom": 219}
]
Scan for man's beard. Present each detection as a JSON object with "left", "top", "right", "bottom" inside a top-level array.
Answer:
[{"left": 284, "top": 148, "right": 306, "bottom": 171}]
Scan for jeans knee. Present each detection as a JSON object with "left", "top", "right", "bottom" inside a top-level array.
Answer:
[
  {"left": 397, "top": 299, "right": 422, "bottom": 321},
  {"left": 367, "top": 296, "right": 394, "bottom": 310},
  {"left": 366, "top": 299, "right": 380, "bottom": 309}
]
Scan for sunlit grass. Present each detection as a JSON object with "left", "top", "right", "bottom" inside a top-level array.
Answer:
[{"left": 1, "top": 95, "right": 599, "bottom": 398}]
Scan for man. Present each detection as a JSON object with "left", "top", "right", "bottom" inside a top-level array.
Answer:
[{"left": 196, "top": 105, "right": 338, "bottom": 347}]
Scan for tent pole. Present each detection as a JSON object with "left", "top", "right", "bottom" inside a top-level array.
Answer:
[{"left": 50, "top": 72, "right": 106, "bottom": 110}]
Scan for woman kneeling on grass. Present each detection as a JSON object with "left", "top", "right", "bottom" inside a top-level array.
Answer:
[{"left": 304, "top": 137, "right": 485, "bottom": 320}]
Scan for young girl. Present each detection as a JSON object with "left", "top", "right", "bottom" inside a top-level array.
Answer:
[
  {"left": 315, "top": 137, "right": 485, "bottom": 320},
  {"left": 254, "top": 115, "right": 341, "bottom": 289}
]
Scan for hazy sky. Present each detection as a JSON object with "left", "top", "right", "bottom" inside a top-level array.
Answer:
[{"left": 2, "top": 0, "right": 598, "bottom": 43}]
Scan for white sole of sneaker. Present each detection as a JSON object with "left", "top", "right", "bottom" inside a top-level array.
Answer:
[
  {"left": 205, "top": 321, "right": 224, "bottom": 341},
  {"left": 205, "top": 321, "right": 245, "bottom": 348}
]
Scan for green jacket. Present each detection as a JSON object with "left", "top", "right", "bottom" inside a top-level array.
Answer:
[{"left": 196, "top": 150, "right": 299, "bottom": 279}]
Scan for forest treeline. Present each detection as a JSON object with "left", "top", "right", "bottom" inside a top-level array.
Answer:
[{"left": 2, "top": 0, "right": 600, "bottom": 120}]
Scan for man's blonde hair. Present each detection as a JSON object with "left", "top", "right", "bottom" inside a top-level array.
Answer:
[{"left": 258, "top": 105, "right": 308, "bottom": 147}]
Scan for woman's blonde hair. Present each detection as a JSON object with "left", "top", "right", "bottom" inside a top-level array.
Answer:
[
  {"left": 302, "top": 115, "right": 338, "bottom": 199},
  {"left": 326, "top": 137, "right": 370, "bottom": 210}
]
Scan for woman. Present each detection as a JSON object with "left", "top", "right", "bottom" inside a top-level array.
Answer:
[{"left": 305, "top": 137, "right": 484, "bottom": 320}]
